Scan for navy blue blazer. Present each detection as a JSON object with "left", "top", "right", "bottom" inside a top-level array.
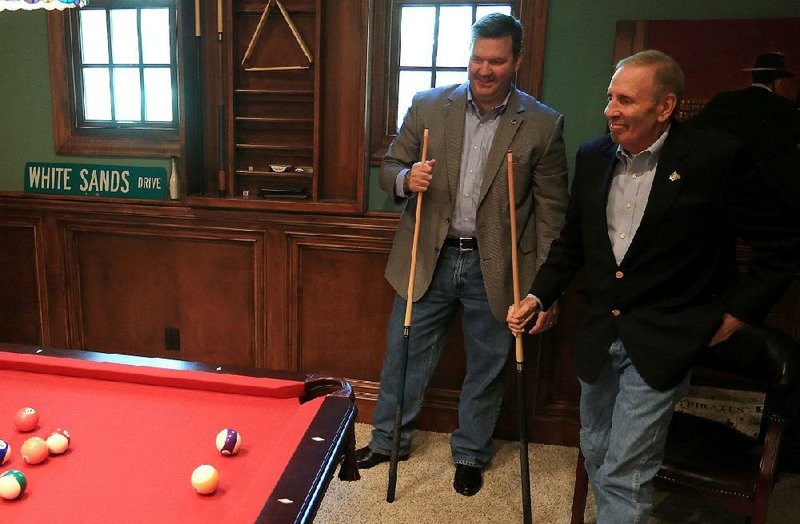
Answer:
[{"left": 531, "top": 121, "right": 800, "bottom": 390}]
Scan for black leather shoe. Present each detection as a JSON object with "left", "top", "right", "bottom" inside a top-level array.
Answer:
[
  {"left": 453, "top": 464, "right": 483, "bottom": 496},
  {"left": 356, "top": 446, "right": 409, "bottom": 469}
]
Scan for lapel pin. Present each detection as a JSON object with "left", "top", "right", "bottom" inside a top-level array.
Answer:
[
  {"left": 668, "top": 171, "right": 681, "bottom": 182},
  {"left": 511, "top": 119, "right": 517, "bottom": 125}
]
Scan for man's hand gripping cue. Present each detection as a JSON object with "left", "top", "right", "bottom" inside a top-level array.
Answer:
[
  {"left": 506, "top": 296, "right": 560, "bottom": 336},
  {"left": 404, "top": 159, "right": 436, "bottom": 193}
]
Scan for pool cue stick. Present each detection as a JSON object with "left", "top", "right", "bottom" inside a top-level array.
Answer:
[
  {"left": 387, "top": 128, "right": 429, "bottom": 503},
  {"left": 507, "top": 150, "right": 533, "bottom": 524},
  {"left": 217, "top": 0, "right": 227, "bottom": 197},
  {"left": 194, "top": 0, "right": 204, "bottom": 195}
]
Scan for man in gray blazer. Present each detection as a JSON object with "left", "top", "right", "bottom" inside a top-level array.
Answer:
[{"left": 357, "top": 13, "right": 569, "bottom": 496}]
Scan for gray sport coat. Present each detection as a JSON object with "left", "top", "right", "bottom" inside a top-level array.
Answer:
[{"left": 380, "top": 83, "right": 569, "bottom": 321}]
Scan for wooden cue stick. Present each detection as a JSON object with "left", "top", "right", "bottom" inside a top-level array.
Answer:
[
  {"left": 508, "top": 150, "right": 533, "bottom": 524},
  {"left": 216, "top": 0, "right": 227, "bottom": 197},
  {"left": 405, "top": 133, "right": 428, "bottom": 324},
  {"left": 387, "top": 128, "right": 429, "bottom": 503},
  {"left": 194, "top": 0, "right": 204, "bottom": 195}
]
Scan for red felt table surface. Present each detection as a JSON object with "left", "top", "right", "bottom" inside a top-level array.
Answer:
[{"left": 0, "top": 351, "right": 323, "bottom": 523}]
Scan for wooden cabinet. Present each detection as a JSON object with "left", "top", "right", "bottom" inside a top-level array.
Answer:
[{"left": 190, "top": 0, "right": 369, "bottom": 213}]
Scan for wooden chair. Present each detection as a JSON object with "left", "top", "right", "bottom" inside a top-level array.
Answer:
[{"left": 570, "top": 326, "right": 800, "bottom": 524}]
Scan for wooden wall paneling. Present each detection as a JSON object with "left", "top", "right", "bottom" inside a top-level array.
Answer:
[
  {"left": 264, "top": 227, "right": 291, "bottom": 371},
  {"left": 287, "top": 231, "right": 393, "bottom": 376},
  {"left": 286, "top": 228, "right": 467, "bottom": 430},
  {"left": 2, "top": 196, "right": 796, "bottom": 451},
  {"left": 316, "top": 0, "right": 368, "bottom": 205},
  {"left": 0, "top": 215, "right": 48, "bottom": 346},
  {"left": 62, "top": 220, "right": 265, "bottom": 368}
]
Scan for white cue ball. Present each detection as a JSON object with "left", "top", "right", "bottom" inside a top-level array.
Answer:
[{"left": 191, "top": 464, "right": 219, "bottom": 495}]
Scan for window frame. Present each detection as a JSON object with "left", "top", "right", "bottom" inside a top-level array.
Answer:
[
  {"left": 47, "top": 0, "right": 184, "bottom": 157},
  {"left": 368, "top": 0, "right": 549, "bottom": 163}
]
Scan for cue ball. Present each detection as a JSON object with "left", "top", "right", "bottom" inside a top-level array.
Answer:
[
  {"left": 215, "top": 428, "right": 242, "bottom": 456},
  {"left": 46, "top": 428, "right": 71, "bottom": 454},
  {"left": 21, "top": 437, "right": 49, "bottom": 465},
  {"left": 14, "top": 407, "right": 39, "bottom": 432},
  {"left": 0, "top": 469, "right": 27, "bottom": 500},
  {"left": 191, "top": 464, "right": 219, "bottom": 495},
  {"left": 0, "top": 440, "right": 10, "bottom": 465}
]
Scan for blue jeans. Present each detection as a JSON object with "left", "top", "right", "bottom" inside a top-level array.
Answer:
[
  {"left": 369, "top": 245, "right": 512, "bottom": 467},
  {"left": 580, "top": 339, "right": 689, "bottom": 524}
]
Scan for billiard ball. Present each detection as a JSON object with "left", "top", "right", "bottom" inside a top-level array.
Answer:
[
  {"left": 215, "top": 428, "right": 242, "bottom": 456},
  {"left": 0, "top": 469, "right": 27, "bottom": 500},
  {"left": 14, "top": 407, "right": 39, "bottom": 432},
  {"left": 46, "top": 428, "right": 71, "bottom": 454},
  {"left": 21, "top": 437, "right": 49, "bottom": 465},
  {"left": 191, "top": 464, "right": 219, "bottom": 495},
  {"left": 0, "top": 440, "right": 9, "bottom": 465}
]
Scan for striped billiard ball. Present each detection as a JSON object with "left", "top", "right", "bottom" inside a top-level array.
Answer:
[
  {"left": 215, "top": 428, "right": 242, "bottom": 456},
  {"left": 0, "top": 470, "right": 27, "bottom": 500}
]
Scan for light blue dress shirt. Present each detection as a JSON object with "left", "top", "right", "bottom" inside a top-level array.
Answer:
[{"left": 394, "top": 87, "right": 510, "bottom": 238}]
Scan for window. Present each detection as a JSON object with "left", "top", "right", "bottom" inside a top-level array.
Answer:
[
  {"left": 369, "top": 0, "right": 548, "bottom": 162},
  {"left": 396, "top": 3, "right": 512, "bottom": 130},
  {"left": 48, "top": 0, "right": 182, "bottom": 157},
  {"left": 76, "top": 5, "right": 176, "bottom": 127}
]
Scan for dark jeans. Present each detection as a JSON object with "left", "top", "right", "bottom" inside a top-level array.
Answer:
[{"left": 369, "top": 245, "right": 512, "bottom": 467}]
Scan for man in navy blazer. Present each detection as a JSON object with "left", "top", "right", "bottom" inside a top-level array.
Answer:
[{"left": 508, "top": 50, "right": 799, "bottom": 523}]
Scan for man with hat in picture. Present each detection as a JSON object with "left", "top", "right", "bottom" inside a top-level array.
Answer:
[{"left": 690, "top": 52, "right": 800, "bottom": 211}]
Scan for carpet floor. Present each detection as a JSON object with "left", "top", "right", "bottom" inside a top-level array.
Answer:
[{"left": 315, "top": 423, "right": 799, "bottom": 523}]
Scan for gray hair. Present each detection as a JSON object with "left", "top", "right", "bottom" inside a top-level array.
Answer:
[{"left": 616, "top": 50, "right": 685, "bottom": 104}]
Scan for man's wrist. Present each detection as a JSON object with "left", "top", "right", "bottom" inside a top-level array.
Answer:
[{"left": 525, "top": 293, "right": 543, "bottom": 312}]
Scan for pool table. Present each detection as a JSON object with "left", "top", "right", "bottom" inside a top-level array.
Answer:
[{"left": 0, "top": 343, "right": 359, "bottom": 523}]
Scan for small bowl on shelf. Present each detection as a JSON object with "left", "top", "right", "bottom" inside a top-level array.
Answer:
[{"left": 269, "top": 164, "right": 293, "bottom": 173}]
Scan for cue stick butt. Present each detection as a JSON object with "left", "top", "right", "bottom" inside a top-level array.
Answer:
[
  {"left": 517, "top": 369, "right": 532, "bottom": 524},
  {"left": 387, "top": 403, "right": 403, "bottom": 502}
]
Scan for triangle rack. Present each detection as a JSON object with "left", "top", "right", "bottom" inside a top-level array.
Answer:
[{"left": 241, "top": 0, "right": 313, "bottom": 71}]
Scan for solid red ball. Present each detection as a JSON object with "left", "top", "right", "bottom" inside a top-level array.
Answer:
[{"left": 14, "top": 407, "right": 39, "bottom": 432}]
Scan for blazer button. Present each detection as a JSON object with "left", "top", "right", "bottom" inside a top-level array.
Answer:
[
  {"left": 615, "top": 271, "right": 624, "bottom": 279},
  {"left": 611, "top": 309, "right": 621, "bottom": 317}
]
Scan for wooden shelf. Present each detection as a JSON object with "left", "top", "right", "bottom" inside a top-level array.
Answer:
[
  {"left": 234, "top": 116, "right": 313, "bottom": 125},
  {"left": 235, "top": 169, "right": 313, "bottom": 179},
  {"left": 235, "top": 89, "right": 313, "bottom": 97},
  {"left": 235, "top": 144, "right": 313, "bottom": 152}
]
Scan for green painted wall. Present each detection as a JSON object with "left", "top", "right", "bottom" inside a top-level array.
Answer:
[
  {"left": 0, "top": 11, "right": 168, "bottom": 195},
  {"left": 1, "top": 3, "right": 798, "bottom": 206}
]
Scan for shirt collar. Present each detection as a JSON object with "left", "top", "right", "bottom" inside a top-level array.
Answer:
[
  {"left": 751, "top": 83, "right": 773, "bottom": 92},
  {"left": 615, "top": 123, "right": 671, "bottom": 163},
  {"left": 467, "top": 87, "right": 512, "bottom": 119}
]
